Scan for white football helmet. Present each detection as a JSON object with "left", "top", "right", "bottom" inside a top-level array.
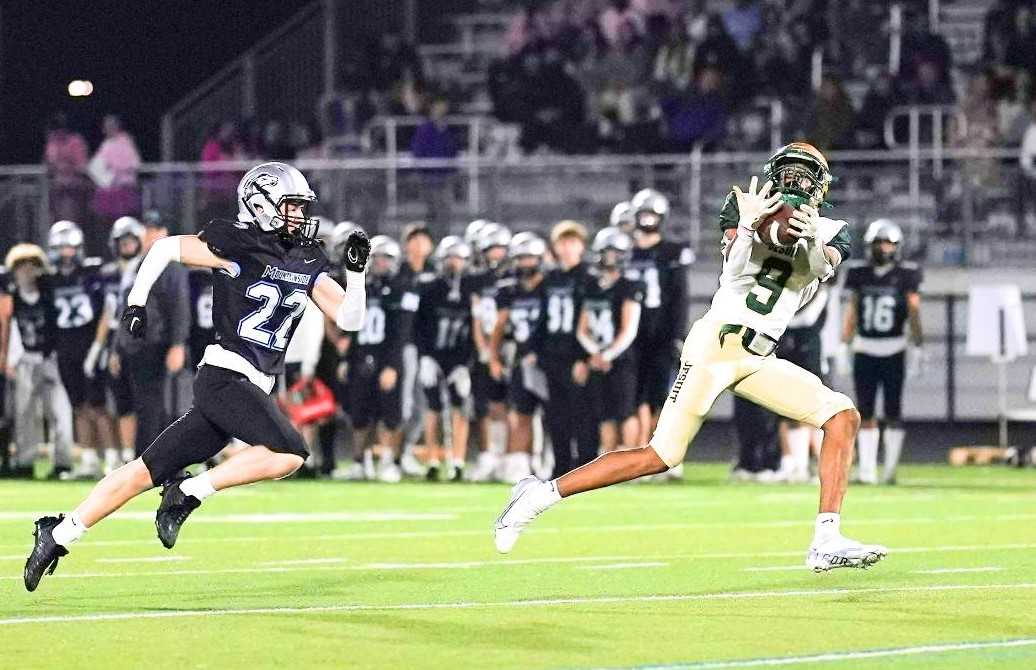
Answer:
[
  {"left": 237, "top": 162, "right": 318, "bottom": 245},
  {"left": 369, "top": 235, "right": 402, "bottom": 275},
  {"left": 630, "top": 188, "right": 670, "bottom": 232},
  {"left": 47, "top": 220, "right": 84, "bottom": 259},
  {"left": 435, "top": 235, "right": 472, "bottom": 263},
  {"left": 110, "top": 216, "right": 145, "bottom": 259},
  {"left": 592, "top": 226, "right": 633, "bottom": 268},
  {"left": 864, "top": 218, "right": 904, "bottom": 264},
  {"left": 609, "top": 201, "right": 635, "bottom": 232}
]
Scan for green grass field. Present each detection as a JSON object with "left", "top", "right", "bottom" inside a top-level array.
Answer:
[{"left": 1, "top": 464, "right": 1035, "bottom": 670}]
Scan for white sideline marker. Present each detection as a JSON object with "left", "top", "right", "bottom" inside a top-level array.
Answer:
[
  {"left": 1, "top": 583, "right": 1033, "bottom": 627},
  {"left": 590, "top": 638, "right": 1036, "bottom": 669}
]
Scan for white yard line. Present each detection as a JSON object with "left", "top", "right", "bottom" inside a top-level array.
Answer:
[
  {"left": 576, "top": 562, "right": 669, "bottom": 571},
  {"left": 257, "top": 558, "right": 349, "bottom": 566},
  {"left": 94, "top": 556, "right": 190, "bottom": 564},
  {"left": 742, "top": 566, "right": 803, "bottom": 573},
  {"left": 590, "top": 638, "right": 1036, "bottom": 669},
  {"left": 0, "top": 511, "right": 455, "bottom": 523},
  {"left": 2, "top": 583, "right": 1034, "bottom": 627},
  {"left": 913, "top": 567, "right": 1003, "bottom": 575}
]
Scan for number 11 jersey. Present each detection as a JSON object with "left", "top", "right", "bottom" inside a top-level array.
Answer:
[{"left": 198, "top": 219, "right": 331, "bottom": 377}]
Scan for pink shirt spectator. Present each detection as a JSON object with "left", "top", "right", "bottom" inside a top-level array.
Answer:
[
  {"left": 200, "top": 138, "right": 243, "bottom": 195},
  {"left": 44, "top": 130, "right": 89, "bottom": 187},
  {"left": 93, "top": 131, "right": 141, "bottom": 188}
]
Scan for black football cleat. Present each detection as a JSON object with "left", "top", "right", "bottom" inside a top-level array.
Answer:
[
  {"left": 24, "top": 515, "right": 69, "bottom": 592},
  {"left": 155, "top": 472, "right": 201, "bottom": 550}
]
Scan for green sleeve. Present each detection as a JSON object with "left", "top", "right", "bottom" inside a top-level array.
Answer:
[
  {"left": 719, "top": 191, "right": 739, "bottom": 230},
  {"left": 827, "top": 223, "right": 853, "bottom": 262}
]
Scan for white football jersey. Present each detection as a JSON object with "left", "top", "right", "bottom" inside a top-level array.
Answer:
[{"left": 704, "top": 216, "right": 849, "bottom": 340}]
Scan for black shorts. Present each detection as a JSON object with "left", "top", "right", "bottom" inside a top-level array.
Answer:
[
  {"left": 57, "top": 342, "right": 106, "bottom": 409},
  {"left": 105, "top": 361, "right": 135, "bottom": 417},
  {"left": 141, "top": 365, "right": 308, "bottom": 485},
  {"left": 423, "top": 360, "right": 470, "bottom": 413},
  {"left": 588, "top": 359, "right": 638, "bottom": 422},
  {"left": 635, "top": 345, "right": 676, "bottom": 411},
  {"left": 779, "top": 329, "right": 824, "bottom": 378},
  {"left": 509, "top": 366, "right": 545, "bottom": 416},
  {"left": 347, "top": 355, "right": 402, "bottom": 430},
  {"left": 852, "top": 351, "right": 906, "bottom": 422},
  {"left": 472, "top": 361, "right": 508, "bottom": 417}
]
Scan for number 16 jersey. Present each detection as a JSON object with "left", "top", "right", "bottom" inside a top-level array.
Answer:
[
  {"left": 709, "top": 195, "right": 852, "bottom": 341},
  {"left": 198, "top": 219, "right": 331, "bottom": 377},
  {"left": 843, "top": 261, "right": 922, "bottom": 356}
]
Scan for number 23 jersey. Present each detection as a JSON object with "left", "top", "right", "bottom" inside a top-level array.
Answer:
[
  {"left": 708, "top": 213, "right": 852, "bottom": 341},
  {"left": 198, "top": 219, "right": 331, "bottom": 377},
  {"left": 843, "top": 261, "right": 922, "bottom": 356}
]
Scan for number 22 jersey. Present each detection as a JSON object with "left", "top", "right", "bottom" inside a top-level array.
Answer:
[{"left": 198, "top": 219, "right": 331, "bottom": 378}]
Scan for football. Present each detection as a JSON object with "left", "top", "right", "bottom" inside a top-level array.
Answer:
[{"left": 757, "top": 202, "right": 797, "bottom": 246}]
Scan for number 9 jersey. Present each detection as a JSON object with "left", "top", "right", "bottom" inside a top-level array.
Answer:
[
  {"left": 197, "top": 219, "right": 331, "bottom": 378},
  {"left": 712, "top": 196, "right": 852, "bottom": 340}
]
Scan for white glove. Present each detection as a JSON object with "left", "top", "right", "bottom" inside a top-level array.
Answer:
[
  {"left": 732, "top": 177, "right": 783, "bottom": 232},
  {"left": 788, "top": 203, "right": 819, "bottom": 241},
  {"left": 835, "top": 343, "right": 852, "bottom": 377},
  {"left": 447, "top": 365, "right": 472, "bottom": 399},
  {"left": 418, "top": 355, "right": 440, "bottom": 389},
  {"left": 83, "top": 341, "right": 103, "bottom": 379},
  {"left": 906, "top": 345, "right": 924, "bottom": 379}
]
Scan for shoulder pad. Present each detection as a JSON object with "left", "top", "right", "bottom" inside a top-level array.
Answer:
[{"left": 82, "top": 257, "right": 103, "bottom": 269}]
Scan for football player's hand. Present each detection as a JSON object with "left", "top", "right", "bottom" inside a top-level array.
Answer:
[
  {"left": 83, "top": 341, "right": 102, "bottom": 379},
  {"left": 788, "top": 203, "right": 819, "bottom": 241},
  {"left": 166, "top": 344, "right": 186, "bottom": 374},
  {"left": 571, "top": 359, "right": 589, "bottom": 385},
  {"left": 489, "top": 357, "right": 504, "bottom": 381},
  {"left": 522, "top": 353, "right": 537, "bottom": 368},
  {"left": 336, "top": 361, "right": 349, "bottom": 383},
  {"left": 109, "top": 352, "right": 122, "bottom": 378},
  {"left": 906, "top": 345, "right": 924, "bottom": 379},
  {"left": 379, "top": 366, "right": 398, "bottom": 391},
  {"left": 589, "top": 353, "right": 610, "bottom": 372},
  {"left": 733, "top": 177, "right": 782, "bottom": 231},
  {"left": 122, "top": 305, "right": 148, "bottom": 339},
  {"left": 343, "top": 230, "right": 371, "bottom": 273}
]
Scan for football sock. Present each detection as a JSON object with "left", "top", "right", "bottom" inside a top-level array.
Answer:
[
  {"left": 180, "top": 472, "right": 217, "bottom": 501},
  {"left": 786, "top": 426, "right": 812, "bottom": 477},
  {"left": 883, "top": 427, "right": 905, "bottom": 479},
  {"left": 536, "top": 479, "right": 563, "bottom": 507},
  {"left": 813, "top": 512, "right": 840, "bottom": 543},
  {"left": 52, "top": 513, "right": 87, "bottom": 549},
  {"left": 489, "top": 420, "right": 507, "bottom": 454},
  {"left": 856, "top": 427, "right": 879, "bottom": 481}
]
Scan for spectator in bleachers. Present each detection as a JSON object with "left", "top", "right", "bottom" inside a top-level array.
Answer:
[
  {"left": 754, "top": 24, "right": 812, "bottom": 105},
  {"left": 651, "top": 16, "right": 698, "bottom": 96},
  {"left": 368, "top": 33, "right": 424, "bottom": 92},
  {"left": 721, "top": 0, "right": 761, "bottom": 53},
  {"left": 1018, "top": 97, "right": 1036, "bottom": 237},
  {"left": 262, "top": 120, "right": 295, "bottom": 160},
  {"left": 954, "top": 70, "right": 1002, "bottom": 225},
  {"left": 898, "top": 9, "right": 953, "bottom": 90},
  {"left": 660, "top": 64, "right": 727, "bottom": 151},
  {"left": 88, "top": 114, "right": 141, "bottom": 258},
  {"left": 897, "top": 58, "right": 956, "bottom": 107},
  {"left": 43, "top": 112, "right": 90, "bottom": 223},
  {"left": 411, "top": 96, "right": 459, "bottom": 235},
  {"left": 854, "top": 71, "right": 896, "bottom": 150},
  {"left": 804, "top": 75, "right": 856, "bottom": 152},
  {"left": 199, "top": 121, "right": 244, "bottom": 224}
]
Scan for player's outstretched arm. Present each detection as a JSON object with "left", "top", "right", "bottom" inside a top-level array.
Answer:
[{"left": 312, "top": 272, "right": 366, "bottom": 333}]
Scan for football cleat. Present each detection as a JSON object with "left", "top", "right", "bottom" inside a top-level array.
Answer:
[
  {"left": 155, "top": 472, "right": 201, "bottom": 549},
  {"left": 493, "top": 476, "right": 552, "bottom": 554},
  {"left": 468, "top": 452, "right": 499, "bottom": 482},
  {"left": 24, "top": 515, "right": 69, "bottom": 592},
  {"left": 331, "top": 462, "right": 367, "bottom": 481},
  {"left": 806, "top": 535, "right": 888, "bottom": 572}
]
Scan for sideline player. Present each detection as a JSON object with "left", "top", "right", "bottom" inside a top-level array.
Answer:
[
  {"left": 840, "top": 219, "right": 923, "bottom": 484},
  {"left": 24, "top": 162, "right": 370, "bottom": 591},
  {"left": 493, "top": 144, "right": 887, "bottom": 572}
]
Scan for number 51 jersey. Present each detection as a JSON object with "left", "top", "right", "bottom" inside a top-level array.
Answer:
[
  {"left": 707, "top": 210, "right": 852, "bottom": 341},
  {"left": 198, "top": 219, "right": 331, "bottom": 377}
]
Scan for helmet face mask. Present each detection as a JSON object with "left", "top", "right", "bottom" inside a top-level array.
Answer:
[
  {"left": 238, "top": 162, "right": 319, "bottom": 246},
  {"left": 629, "top": 189, "right": 669, "bottom": 233},
  {"left": 864, "top": 219, "right": 904, "bottom": 265},
  {"left": 48, "top": 221, "right": 84, "bottom": 266},
  {"left": 434, "top": 236, "right": 472, "bottom": 276},
  {"left": 508, "top": 233, "right": 546, "bottom": 279},
  {"left": 592, "top": 226, "right": 633, "bottom": 270},
  {"left": 110, "top": 216, "right": 144, "bottom": 260},
  {"left": 762, "top": 143, "right": 832, "bottom": 207}
]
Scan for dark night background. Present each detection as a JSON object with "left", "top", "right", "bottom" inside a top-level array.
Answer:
[{"left": 0, "top": 0, "right": 313, "bottom": 164}]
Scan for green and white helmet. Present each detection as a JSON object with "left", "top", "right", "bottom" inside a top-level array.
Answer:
[{"left": 761, "top": 142, "right": 832, "bottom": 208}]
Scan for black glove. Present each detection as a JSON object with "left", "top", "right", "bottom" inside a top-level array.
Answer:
[
  {"left": 122, "top": 305, "right": 148, "bottom": 339},
  {"left": 343, "top": 230, "right": 370, "bottom": 273}
]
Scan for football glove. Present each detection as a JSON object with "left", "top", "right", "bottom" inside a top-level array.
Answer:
[
  {"left": 343, "top": 230, "right": 371, "bottom": 273},
  {"left": 732, "top": 176, "right": 782, "bottom": 231},
  {"left": 122, "top": 305, "right": 147, "bottom": 339},
  {"left": 788, "top": 203, "right": 819, "bottom": 241}
]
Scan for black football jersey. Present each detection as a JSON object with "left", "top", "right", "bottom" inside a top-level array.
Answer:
[
  {"left": 198, "top": 219, "right": 331, "bottom": 376},
  {"left": 843, "top": 261, "right": 922, "bottom": 340},
  {"left": 188, "top": 269, "right": 216, "bottom": 364},
  {"left": 496, "top": 276, "right": 547, "bottom": 356},
  {"left": 352, "top": 272, "right": 417, "bottom": 370},
  {"left": 51, "top": 259, "right": 103, "bottom": 346},
  {"left": 581, "top": 274, "right": 645, "bottom": 361},
  {"left": 413, "top": 274, "right": 474, "bottom": 368},
  {"left": 540, "top": 263, "right": 589, "bottom": 363},
  {"left": 625, "top": 240, "right": 693, "bottom": 346},
  {"left": 5, "top": 273, "right": 58, "bottom": 355}
]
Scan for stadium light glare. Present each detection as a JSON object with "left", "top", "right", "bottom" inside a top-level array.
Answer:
[{"left": 67, "top": 80, "right": 94, "bottom": 97}]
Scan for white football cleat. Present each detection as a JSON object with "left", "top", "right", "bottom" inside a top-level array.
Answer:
[
  {"left": 493, "top": 476, "right": 551, "bottom": 553},
  {"left": 663, "top": 462, "right": 685, "bottom": 481},
  {"left": 806, "top": 535, "right": 888, "bottom": 572},
  {"left": 468, "top": 452, "right": 499, "bottom": 482},
  {"left": 331, "top": 462, "right": 367, "bottom": 481}
]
